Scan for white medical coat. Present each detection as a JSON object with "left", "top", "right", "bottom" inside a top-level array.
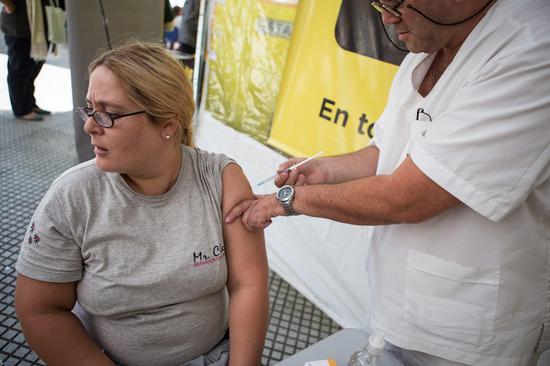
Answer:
[{"left": 368, "top": 0, "right": 550, "bottom": 365}]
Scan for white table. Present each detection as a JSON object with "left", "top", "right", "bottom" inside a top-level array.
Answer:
[{"left": 275, "top": 328, "right": 403, "bottom": 366}]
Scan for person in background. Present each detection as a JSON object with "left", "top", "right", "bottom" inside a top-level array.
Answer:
[
  {"left": 164, "top": 0, "right": 176, "bottom": 49},
  {"left": 173, "top": 5, "right": 183, "bottom": 32},
  {"left": 177, "top": 0, "right": 200, "bottom": 56},
  {"left": 15, "top": 42, "right": 269, "bottom": 366},
  {"left": 226, "top": 0, "right": 550, "bottom": 365},
  {"left": 165, "top": 5, "right": 182, "bottom": 50},
  {"left": 0, "top": 0, "right": 51, "bottom": 121}
]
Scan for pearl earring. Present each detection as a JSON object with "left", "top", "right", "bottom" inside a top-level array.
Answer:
[{"left": 165, "top": 135, "right": 171, "bottom": 139}]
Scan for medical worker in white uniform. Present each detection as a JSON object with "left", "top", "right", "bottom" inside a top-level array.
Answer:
[{"left": 226, "top": 0, "right": 550, "bottom": 365}]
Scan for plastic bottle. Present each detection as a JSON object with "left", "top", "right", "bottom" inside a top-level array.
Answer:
[{"left": 348, "top": 335, "right": 385, "bottom": 366}]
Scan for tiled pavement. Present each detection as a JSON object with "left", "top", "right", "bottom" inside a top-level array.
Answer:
[{"left": 0, "top": 112, "right": 341, "bottom": 365}]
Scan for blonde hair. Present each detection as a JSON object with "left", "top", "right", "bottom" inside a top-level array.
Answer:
[{"left": 89, "top": 41, "right": 195, "bottom": 146}]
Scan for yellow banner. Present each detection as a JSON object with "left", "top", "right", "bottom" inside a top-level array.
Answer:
[
  {"left": 267, "top": 0, "right": 402, "bottom": 157},
  {"left": 205, "top": 0, "right": 297, "bottom": 143}
]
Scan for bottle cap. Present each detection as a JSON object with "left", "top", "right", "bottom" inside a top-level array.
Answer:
[{"left": 366, "top": 335, "right": 385, "bottom": 356}]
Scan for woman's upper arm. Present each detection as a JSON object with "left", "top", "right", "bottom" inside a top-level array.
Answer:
[
  {"left": 221, "top": 164, "right": 268, "bottom": 289},
  {"left": 15, "top": 274, "right": 77, "bottom": 317}
]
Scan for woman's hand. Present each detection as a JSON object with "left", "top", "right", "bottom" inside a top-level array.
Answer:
[{"left": 15, "top": 275, "right": 115, "bottom": 366}]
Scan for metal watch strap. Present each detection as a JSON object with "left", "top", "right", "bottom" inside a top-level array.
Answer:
[{"left": 281, "top": 199, "right": 299, "bottom": 216}]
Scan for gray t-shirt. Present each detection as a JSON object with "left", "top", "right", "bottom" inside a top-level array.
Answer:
[{"left": 16, "top": 146, "right": 235, "bottom": 366}]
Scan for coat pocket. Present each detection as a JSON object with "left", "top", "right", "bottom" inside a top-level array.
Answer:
[{"left": 404, "top": 249, "right": 500, "bottom": 348}]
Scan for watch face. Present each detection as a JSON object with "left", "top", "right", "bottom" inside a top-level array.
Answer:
[{"left": 277, "top": 185, "right": 294, "bottom": 201}]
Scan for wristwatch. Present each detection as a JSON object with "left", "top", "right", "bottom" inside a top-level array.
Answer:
[{"left": 276, "top": 185, "right": 299, "bottom": 216}]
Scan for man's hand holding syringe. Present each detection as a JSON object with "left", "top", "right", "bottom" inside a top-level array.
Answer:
[{"left": 256, "top": 151, "right": 326, "bottom": 188}]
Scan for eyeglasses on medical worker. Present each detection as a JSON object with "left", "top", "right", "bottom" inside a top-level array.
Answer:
[
  {"left": 371, "top": 0, "right": 497, "bottom": 26},
  {"left": 371, "top": 0, "right": 405, "bottom": 17},
  {"left": 75, "top": 106, "right": 147, "bottom": 128}
]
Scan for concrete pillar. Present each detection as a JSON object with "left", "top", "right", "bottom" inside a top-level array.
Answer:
[{"left": 66, "top": 0, "right": 164, "bottom": 162}]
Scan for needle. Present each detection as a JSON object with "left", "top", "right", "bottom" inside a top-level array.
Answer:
[{"left": 255, "top": 151, "right": 323, "bottom": 187}]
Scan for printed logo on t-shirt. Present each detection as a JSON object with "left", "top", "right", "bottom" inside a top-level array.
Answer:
[
  {"left": 26, "top": 221, "right": 40, "bottom": 245},
  {"left": 192, "top": 243, "right": 225, "bottom": 267}
]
